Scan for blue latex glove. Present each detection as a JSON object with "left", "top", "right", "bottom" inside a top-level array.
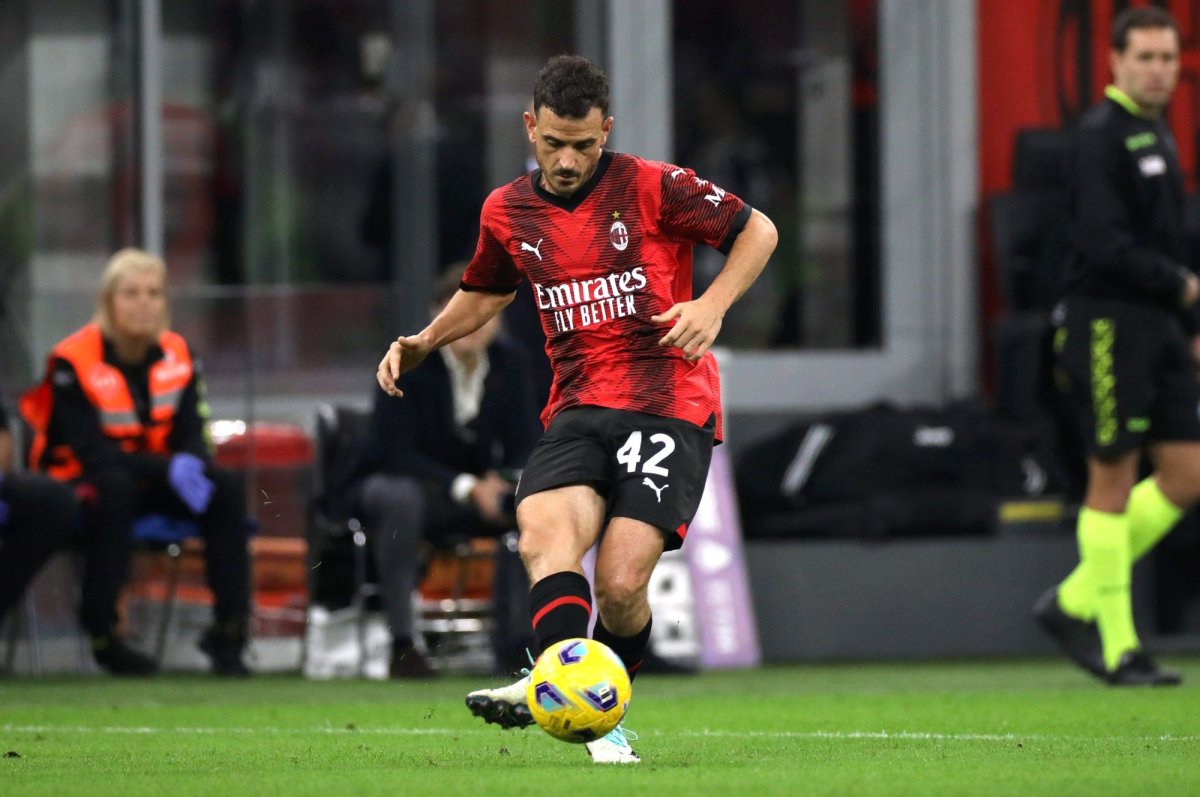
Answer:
[{"left": 168, "top": 453, "right": 215, "bottom": 514}]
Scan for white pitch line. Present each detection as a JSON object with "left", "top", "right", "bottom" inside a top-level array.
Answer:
[
  {"left": 3, "top": 725, "right": 1198, "bottom": 743},
  {"left": 682, "top": 729, "right": 1200, "bottom": 743},
  {"left": 1, "top": 725, "right": 480, "bottom": 736}
]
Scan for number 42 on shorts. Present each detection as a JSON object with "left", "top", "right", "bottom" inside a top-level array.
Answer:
[{"left": 616, "top": 431, "right": 675, "bottom": 476}]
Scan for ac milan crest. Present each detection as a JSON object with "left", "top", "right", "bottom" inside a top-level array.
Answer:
[{"left": 609, "top": 220, "right": 629, "bottom": 251}]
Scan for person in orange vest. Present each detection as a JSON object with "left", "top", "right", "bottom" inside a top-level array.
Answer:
[{"left": 22, "top": 248, "right": 251, "bottom": 676}]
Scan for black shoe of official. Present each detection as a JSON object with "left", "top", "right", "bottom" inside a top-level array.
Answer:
[
  {"left": 91, "top": 634, "right": 158, "bottom": 676},
  {"left": 1106, "top": 649, "right": 1182, "bottom": 687},
  {"left": 1032, "top": 586, "right": 1105, "bottom": 679},
  {"left": 198, "top": 624, "right": 251, "bottom": 677},
  {"left": 389, "top": 643, "right": 438, "bottom": 680}
]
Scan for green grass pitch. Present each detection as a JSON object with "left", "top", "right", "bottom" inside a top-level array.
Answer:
[{"left": 3, "top": 657, "right": 1200, "bottom": 796}]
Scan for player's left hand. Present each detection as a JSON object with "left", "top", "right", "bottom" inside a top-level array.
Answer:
[{"left": 653, "top": 298, "right": 724, "bottom": 361}]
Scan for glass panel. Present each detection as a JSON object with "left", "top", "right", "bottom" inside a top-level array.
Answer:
[
  {"left": 15, "top": 0, "right": 581, "bottom": 394},
  {"left": 160, "top": 0, "right": 392, "bottom": 287},
  {"left": 18, "top": 0, "right": 139, "bottom": 378},
  {"left": 0, "top": 0, "right": 35, "bottom": 390},
  {"left": 167, "top": 286, "right": 393, "bottom": 406},
  {"left": 673, "top": 0, "right": 880, "bottom": 349},
  {"left": 159, "top": 0, "right": 576, "bottom": 290},
  {"left": 150, "top": 0, "right": 577, "bottom": 406}
]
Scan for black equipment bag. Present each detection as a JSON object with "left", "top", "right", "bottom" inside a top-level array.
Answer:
[{"left": 736, "top": 401, "right": 1062, "bottom": 539}]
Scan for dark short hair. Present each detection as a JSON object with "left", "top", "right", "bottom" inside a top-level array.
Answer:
[
  {"left": 533, "top": 54, "right": 609, "bottom": 118},
  {"left": 1112, "top": 6, "right": 1178, "bottom": 52}
]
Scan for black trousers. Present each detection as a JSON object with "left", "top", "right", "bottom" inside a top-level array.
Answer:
[
  {"left": 355, "top": 474, "right": 510, "bottom": 642},
  {"left": 0, "top": 473, "right": 78, "bottom": 621},
  {"left": 78, "top": 465, "right": 250, "bottom": 636}
]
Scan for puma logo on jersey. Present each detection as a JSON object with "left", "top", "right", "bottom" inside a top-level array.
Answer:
[
  {"left": 520, "top": 238, "right": 544, "bottom": 261},
  {"left": 642, "top": 477, "right": 667, "bottom": 502}
]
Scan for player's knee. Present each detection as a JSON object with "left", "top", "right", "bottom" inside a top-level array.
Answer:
[
  {"left": 515, "top": 507, "right": 567, "bottom": 556},
  {"left": 515, "top": 500, "right": 598, "bottom": 579},
  {"left": 1156, "top": 466, "right": 1200, "bottom": 508},
  {"left": 516, "top": 530, "right": 562, "bottom": 577},
  {"left": 514, "top": 498, "right": 548, "bottom": 536},
  {"left": 593, "top": 571, "right": 647, "bottom": 616}
]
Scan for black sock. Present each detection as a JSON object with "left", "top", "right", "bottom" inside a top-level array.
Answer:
[
  {"left": 592, "top": 615, "right": 652, "bottom": 681},
  {"left": 528, "top": 571, "right": 592, "bottom": 656}
]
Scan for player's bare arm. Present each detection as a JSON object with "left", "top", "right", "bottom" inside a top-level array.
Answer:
[
  {"left": 653, "top": 208, "right": 778, "bottom": 360},
  {"left": 377, "top": 288, "right": 515, "bottom": 397}
]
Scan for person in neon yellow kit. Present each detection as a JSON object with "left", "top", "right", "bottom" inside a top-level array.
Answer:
[{"left": 1034, "top": 6, "right": 1200, "bottom": 686}]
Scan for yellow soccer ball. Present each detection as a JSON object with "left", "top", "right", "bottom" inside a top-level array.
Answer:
[{"left": 526, "top": 638, "right": 632, "bottom": 743}]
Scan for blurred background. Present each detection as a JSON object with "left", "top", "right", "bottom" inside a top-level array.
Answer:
[{"left": 3, "top": 0, "right": 1200, "bottom": 674}]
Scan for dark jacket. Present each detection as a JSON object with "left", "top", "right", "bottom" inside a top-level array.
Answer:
[{"left": 352, "top": 333, "right": 541, "bottom": 494}]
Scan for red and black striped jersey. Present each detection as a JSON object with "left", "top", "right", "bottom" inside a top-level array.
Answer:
[{"left": 463, "top": 150, "right": 750, "bottom": 439}]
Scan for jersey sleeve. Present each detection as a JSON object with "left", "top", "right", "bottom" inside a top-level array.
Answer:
[
  {"left": 462, "top": 191, "right": 523, "bottom": 293},
  {"left": 657, "top": 163, "right": 752, "bottom": 254}
]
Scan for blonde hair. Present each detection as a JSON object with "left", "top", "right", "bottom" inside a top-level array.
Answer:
[{"left": 94, "top": 248, "right": 170, "bottom": 337}]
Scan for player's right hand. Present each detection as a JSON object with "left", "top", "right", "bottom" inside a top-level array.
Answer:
[
  {"left": 376, "top": 335, "right": 432, "bottom": 397},
  {"left": 653, "top": 297, "right": 724, "bottom": 361}
]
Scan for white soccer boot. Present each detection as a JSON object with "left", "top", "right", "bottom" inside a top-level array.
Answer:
[
  {"left": 465, "top": 671, "right": 534, "bottom": 729},
  {"left": 585, "top": 724, "right": 640, "bottom": 764}
]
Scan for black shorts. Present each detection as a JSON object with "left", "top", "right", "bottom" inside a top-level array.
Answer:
[
  {"left": 1051, "top": 296, "right": 1200, "bottom": 457},
  {"left": 514, "top": 406, "right": 716, "bottom": 551}
]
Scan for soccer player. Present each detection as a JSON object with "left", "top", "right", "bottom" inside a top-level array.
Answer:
[
  {"left": 376, "top": 54, "right": 777, "bottom": 762},
  {"left": 1033, "top": 7, "right": 1200, "bottom": 686}
]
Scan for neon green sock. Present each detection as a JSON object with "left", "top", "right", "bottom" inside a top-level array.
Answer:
[
  {"left": 1074, "top": 508, "right": 1137, "bottom": 670},
  {"left": 1127, "top": 476, "right": 1183, "bottom": 560},
  {"left": 1056, "top": 562, "right": 1095, "bottom": 621},
  {"left": 1057, "top": 477, "right": 1182, "bottom": 622}
]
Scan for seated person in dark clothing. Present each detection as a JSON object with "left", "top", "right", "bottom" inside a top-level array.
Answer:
[
  {"left": 0, "top": 400, "right": 78, "bottom": 629},
  {"left": 21, "top": 248, "right": 252, "bottom": 676},
  {"left": 348, "top": 264, "right": 541, "bottom": 678}
]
